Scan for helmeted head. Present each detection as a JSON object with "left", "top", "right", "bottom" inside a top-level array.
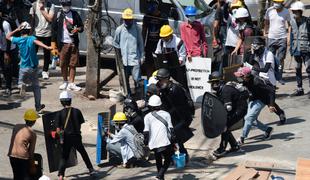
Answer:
[
  {"left": 184, "top": 6, "right": 197, "bottom": 22},
  {"left": 156, "top": 68, "right": 170, "bottom": 90},
  {"left": 123, "top": 98, "right": 139, "bottom": 118},
  {"left": 60, "top": 0, "right": 71, "bottom": 12},
  {"left": 273, "top": 0, "right": 284, "bottom": 10},
  {"left": 251, "top": 37, "right": 266, "bottom": 55},
  {"left": 234, "top": 66, "right": 252, "bottom": 83},
  {"left": 20, "top": 21, "right": 32, "bottom": 35},
  {"left": 59, "top": 91, "right": 72, "bottom": 107},
  {"left": 24, "top": 109, "right": 39, "bottom": 126},
  {"left": 122, "top": 8, "right": 134, "bottom": 28},
  {"left": 112, "top": 112, "right": 127, "bottom": 129},
  {"left": 290, "top": 1, "right": 304, "bottom": 18},
  {"left": 148, "top": 95, "right": 162, "bottom": 108},
  {"left": 160, "top": 25, "right": 173, "bottom": 42},
  {"left": 208, "top": 71, "right": 223, "bottom": 92}
]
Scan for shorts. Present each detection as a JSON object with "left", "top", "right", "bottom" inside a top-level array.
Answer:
[
  {"left": 60, "top": 43, "right": 79, "bottom": 67},
  {"left": 267, "top": 38, "right": 287, "bottom": 61}
]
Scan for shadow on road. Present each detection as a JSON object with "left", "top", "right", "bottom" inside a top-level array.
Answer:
[
  {"left": 172, "top": 173, "right": 199, "bottom": 180},
  {"left": 266, "top": 117, "right": 306, "bottom": 126}
]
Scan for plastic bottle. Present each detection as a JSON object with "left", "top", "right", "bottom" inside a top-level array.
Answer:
[
  {"left": 175, "top": 143, "right": 180, "bottom": 158},
  {"left": 271, "top": 175, "right": 285, "bottom": 180},
  {"left": 51, "top": 55, "right": 59, "bottom": 70}
]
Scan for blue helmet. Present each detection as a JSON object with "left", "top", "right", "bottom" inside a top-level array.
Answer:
[{"left": 184, "top": 6, "right": 197, "bottom": 16}]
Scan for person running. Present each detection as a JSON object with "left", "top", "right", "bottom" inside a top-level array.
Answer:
[
  {"left": 8, "top": 109, "right": 39, "bottom": 180},
  {"left": 6, "top": 22, "right": 49, "bottom": 112},
  {"left": 144, "top": 95, "right": 174, "bottom": 180},
  {"left": 55, "top": 91, "right": 95, "bottom": 180},
  {"left": 289, "top": 1, "right": 310, "bottom": 98},
  {"left": 234, "top": 67, "right": 275, "bottom": 145}
]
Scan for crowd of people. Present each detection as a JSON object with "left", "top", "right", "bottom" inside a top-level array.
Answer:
[{"left": 2, "top": 0, "right": 310, "bottom": 179}]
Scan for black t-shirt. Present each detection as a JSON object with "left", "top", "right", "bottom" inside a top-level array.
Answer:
[
  {"left": 55, "top": 107, "right": 85, "bottom": 135},
  {"left": 214, "top": 3, "right": 229, "bottom": 27},
  {"left": 142, "top": 14, "right": 168, "bottom": 47}
]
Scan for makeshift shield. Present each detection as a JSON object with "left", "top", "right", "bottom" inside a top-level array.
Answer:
[
  {"left": 42, "top": 112, "right": 78, "bottom": 172},
  {"left": 201, "top": 92, "right": 227, "bottom": 138}
]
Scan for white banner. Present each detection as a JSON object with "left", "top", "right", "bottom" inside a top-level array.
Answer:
[{"left": 186, "top": 57, "right": 212, "bottom": 103}]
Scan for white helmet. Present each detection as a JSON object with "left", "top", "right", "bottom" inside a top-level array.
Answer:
[
  {"left": 290, "top": 1, "right": 305, "bottom": 11},
  {"left": 20, "top": 22, "right": 32, "bottom": 30},
  {"left": 235, "top": 8, "right": 249, "bottom": 18},
  {"left": 59, "top": 91, "right": 72, "bottom": 100},
  {"left": 148, "top": 95, "right": 162, "bottom": 107}
]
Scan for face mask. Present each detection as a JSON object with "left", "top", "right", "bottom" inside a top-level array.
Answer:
[
  {"left": 292, "top": 11, "right": 302, "bottom": 19},
  {"left": 125, "top": 108, "right": 137, "bottom": 118},
  {"left": 211, "top": 83, "right": 220, "bottom": 92},
  {"left": 124, "top": 20, "right": 133, "bottom": 28},
  {"left": 62, "top": 6, "right": 71, "bottom": 13},
  {"left": 157, "top": 80, "right": 168, "bottom": 90},
  {"left": 273, "top": 3, "right": 283, "bottom": 9},
  {"left": 238, "top": 22, "right": 247, "bottom": 30}
]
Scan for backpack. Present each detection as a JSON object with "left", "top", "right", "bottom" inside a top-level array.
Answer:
[
  {"left": 124, "top": 125, "right": 146, "bottom": 159},
  {"left": 225, "top": 81, "right": 249, "bottom": 102}
]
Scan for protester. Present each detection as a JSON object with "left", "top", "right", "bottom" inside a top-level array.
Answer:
[
  {"left": 0, "top": 9, "right": 19, "bottom": 96},
  {"left": 106, "top": 112, "right": 138, "bottom": 168},
  {"left": 55, "top": 91, "right": 95, "bottom": 180},
  {"left": 8, "top": 109, "right": 39, "bottom": 180},
  {"left": 208, "top": 71, "right": 248, "bottom": 157},
  {"left": 234, "top": 67, "right": 277, "bottom": 145},
  {"left": 52, "top": 0, "right": 84, "bottom": 91},
  {"left": 289, "top": 1, "right": 310, "bottom": 98},
  {"left": 113, "top": 8, "right": 144, "bottom": 95},
  {"left": 212, "top": 0, "right": 229, "bottom": 51},
  {"left": 123, "top": 97, "right": 144, "bottom": 133},
  {"left": 156, "top": 68, "right": 194, "bottom": 162},
  {"left": 264, "top": 0, "right": 291, "bottom": 85},
  {"left": 155, "top": 25, "right": 187, "bottom": 89},
  {"left": 180, "top": 6, "right": 208, "bottom": 61},
  {"left": 142, "top": 0, "right": 168, "bottom": 78},
  {"left": 144, "top": 95, "right": 174, "bottom": 180},
  {"left": 231, "top": 8, "right": 254, "bottom": 55},
  {"left": 7, "top": 22, "right": 49, "bottom": 112},
  {"left": 30, "top": 0, "right": 55, "bottom": 80}
]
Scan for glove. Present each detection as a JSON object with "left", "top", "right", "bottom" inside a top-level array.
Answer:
[{"left": 51, "top": 42, "right": 59, "bottom": 56}]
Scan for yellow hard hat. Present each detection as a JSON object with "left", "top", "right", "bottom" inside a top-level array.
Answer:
[
  {"left": 24, "top": 109, "right": 39, "bottom": 121},
  {"left": 230, "top": 1, "right": 243, "bottom": 8},
  {"left": 122, "top": 8, "right": 134, "bottom": 19},
  {"left": 273, "top": 0, "right": 284, "bottom": 2},
  {"left": 152, "top": 70, "right": 158, "bottom": 77},
  {"left": 160, "top": 25, "right": 173, "bottom": 38},
  {"left": 112, "top": 112, "right": 127, "bottom": 122}
]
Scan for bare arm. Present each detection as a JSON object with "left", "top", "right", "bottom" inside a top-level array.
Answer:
[
  {"left": 34, "top": 40, "right": 52, "bottom": 50},
  {"left": 40, "top": 9, "right": 54, "bottom": 22},
  {"left": 6, "top": 28, "right": 20, "bottom": 41}
]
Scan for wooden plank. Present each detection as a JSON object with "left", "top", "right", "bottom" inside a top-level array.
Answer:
[
  {"left": 256, "top": 170, "right": 271, "bottom": 180},
  {"left": 223, "top": 165, "right": 249, "bottom": 180},
  {"left": 239, "top": 168, "right": 258, "bottom": 180},
  {"left": 244, "top": 161, "right": 274, "bottom": 170},
  {"left": 296, "top": 158, "right": 310, "bottom": 180}
]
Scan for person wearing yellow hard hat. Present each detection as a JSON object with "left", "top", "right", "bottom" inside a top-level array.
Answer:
[
  {"left": 264, "top": 0, "right": 291, "bottom": 85},
  {"left": 142, "top": 0, "right": 168, "bottom": 78},
  {"left": 113, "top": 8, "right": 144, "bottom": 95},
  {"left": 106, "top": 112, "right": 140, "bottom": 167},
  {"left": 155, "top": 25, "right": 188, "bottom": 90},
  {"left": 8, "top": 109, "right": 39, "bottom": 179},
  {"left": 289, "top": 1, "right": 310, "bottom": 98},
  {"left": 55, "top": 91, "right": 95, "bottom": 179}
]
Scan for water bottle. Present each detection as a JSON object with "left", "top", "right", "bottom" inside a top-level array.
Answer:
[
  {"left": 271, "top": 175, "right": 285, "bottom": 180},
  {"left": 175, "top": 143, "right": 180, "bottom": 158},
  {"left": 51, "top": 55, "right": 59, "bottom": 70}
]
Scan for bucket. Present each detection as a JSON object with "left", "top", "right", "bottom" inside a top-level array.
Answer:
[{"left": 172, "top": 153, "right": 186, "bottom": 169}]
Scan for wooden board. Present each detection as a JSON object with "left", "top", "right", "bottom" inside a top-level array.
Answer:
[
  {"left": 256, "top": 170, "right": 271, "bottom": 180},
  {"left": 296, "top": 158, "right": 310, "bottom": 180},
  {"left": 239, "top": 168, "right": 258, "bottom": 180},
  {"left": 223, "top": 165, "right": 250, "bottom": 180}
]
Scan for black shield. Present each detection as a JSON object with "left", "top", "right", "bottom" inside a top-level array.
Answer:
[
  {"left": 201, "top": 92, "right": 227, "bottom": 138},
  {"left": 42, "top": 112, "right": 78, "bottom": 172}
]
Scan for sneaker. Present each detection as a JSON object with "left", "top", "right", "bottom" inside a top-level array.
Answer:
[
  {"left": 227, "top": 145, "right": 241, "bottom": 153},
  {"left": 67, "top": 83, "right": 82, "bottom": 91},
  {"left": 19, "top": 84, "right": 26, "bottom": 97},
  {"left": 264, "top": 127, "right": 273, "bottom": 140},
  {"left": 59, "top": 82, "right": 68, "bottom": 90},
  {"left": 278, "top": 79, "right": 286, "bottom": 85},
  {"left": 237, "top": 137, "right": 245, "bottom": 146},
  {"left": 89, "top": 168, "right": 97, "bottom": 176},
  {"left": 290, "top": 89, "right": 304, "bottom": 97},
  {"left": 36, "top": 104, "right": 45, "bottom": 114},
  {"left": 212, "top": 149, "right": 227, "bottom": 157},
  {"left": 3, "top": 88, "right": 11, "bottom": 97},
  {"left": 42, "top": 71, "right": 49, "bottom": 80},
  {"left": 278, "top": 113, "right": 286, "bottom": 125}
]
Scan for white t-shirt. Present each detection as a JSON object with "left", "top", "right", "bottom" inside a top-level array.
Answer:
[
  {"left": 265, "top": 7, "right": 290, "bottom": 39},
  {"left": 143, "top": 110, "right": 173, "bottom": 150},
  {"left": 258, "top": 49, "right": 276, "bottom": 86},
  {"left": 225, "top": 15, "right": 239, "bottom": 47},
  {"left": 61, "top": 11, "right": 74, "bottom": 43},
  {"left": 0, "top": 21, "right": 16, "bottom": 51},
  {"left": 29, "top": 1, "right": 55, "bottom": 37}
]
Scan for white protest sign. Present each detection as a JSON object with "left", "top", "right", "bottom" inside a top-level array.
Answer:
[{"left": 186, "top": 57, "right": 212, "bottom": 103}]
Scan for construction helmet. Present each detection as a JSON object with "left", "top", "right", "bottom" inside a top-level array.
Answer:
[
  {"left": 234, "top": 8, "right": 249, "bottom": 18},
  {"left": 112, "top": 112, "right": 127, "bottom": 122},
  {"left": 152, "top": 70, "right": 158, "bottom": 77},
  {"left": 208, "top": 71, "right": 222, "bottom": 83},
  {"left": 122, "top": 8, "right": 134, "bottom": 19},
  {"left": 184, "top": 6, "right": 197, "bottom": 16},
  {"left": 230, "top": 1, "right": 243, "bottom": 8},
  {"left": 273, "top": 0, "right": 284, "bottom": 3},
  {"left": 156, "top": 68, "right": 170, "bottom": 80},
  {"left": 290, "top": 1, "right": 305, "bottom": 11},
  {"left": 160, "top": 25, "right": 173, "bottom": 38},
  {"left": 148, "top": 95, "right": 162, "bottom": 107},
  {"left": 24, "top": 109, "right": 40, "bottom": 121},
  {"left": 59, "top": 91, "right": 72, "bottom": 101},
  {"left": 20, "top": 22, "right": 32, "bottom": 30}
]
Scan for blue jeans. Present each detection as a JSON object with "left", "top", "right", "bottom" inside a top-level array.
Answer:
[
  {"left": 18, "top": 67, "right": 41, "bottom": 110},
  {"left": 294, "top": 52, "right": 310, "bottom": 88},
  {"left": 242, "top": 100, "right": 269, "bottom": 138},
  {"left": 268, "top": 38, "right": 287, "bottom": 80},
  {"left": 124, "top": 65, "right": 141, "bottom": 95}
]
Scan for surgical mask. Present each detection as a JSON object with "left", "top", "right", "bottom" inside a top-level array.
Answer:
[
  {"left": 62, "top": 6, "right": 71, "bottom": 13},
  {"left": 273, "top": 3, "right": 283, "bottom": 9},
  {"left": 124, "top": 108, "right": 137, "bottom": 118},
  {"left": 211, "top": 82, "right": 221, "bottom": 92}
]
